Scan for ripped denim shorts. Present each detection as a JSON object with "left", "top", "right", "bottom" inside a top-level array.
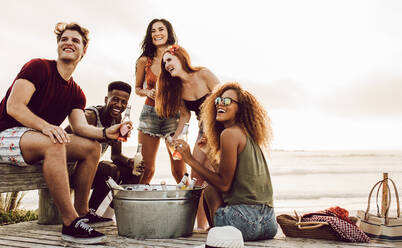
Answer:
[{"left": 138, "top": 104, "right": 179, "bottom": 137}]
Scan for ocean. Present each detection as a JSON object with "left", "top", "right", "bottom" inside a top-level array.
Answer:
[{"left": 18, "top": 149, "right": 402, "bottom": 216}]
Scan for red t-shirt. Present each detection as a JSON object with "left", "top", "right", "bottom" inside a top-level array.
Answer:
[{"left": 0, "top": 59, "right": 86, "bottom": 132}]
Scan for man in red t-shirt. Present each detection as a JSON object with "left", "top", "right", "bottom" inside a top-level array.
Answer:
[{"left": 0, "top": 22, "right": 130, "bottom": 244}]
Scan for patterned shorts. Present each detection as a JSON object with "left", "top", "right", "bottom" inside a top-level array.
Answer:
[
  {"left": 214, "top": 204, "right": 278, "bottom": 241},
  {"left": 138, "top": 104, "right": 179, "bottom": 138},
  {"left": 0, "top": 127, "right": 34, "bottom": 166}
]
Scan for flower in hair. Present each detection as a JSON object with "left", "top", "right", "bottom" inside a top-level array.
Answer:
[{"left": 168, "top": 44, "right": 179, "bottom": 55}]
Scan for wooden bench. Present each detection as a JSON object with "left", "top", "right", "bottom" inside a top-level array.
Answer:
[{"left": 0, "top": 161, "right": 77, "bottom": 225}]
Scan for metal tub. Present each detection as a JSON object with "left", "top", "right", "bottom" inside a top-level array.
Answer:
[{"left": 111, "top": 184, "right": 203, "bottom": 239}]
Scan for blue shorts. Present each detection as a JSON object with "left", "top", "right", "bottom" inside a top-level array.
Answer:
[
  {"left": 138, "top": 104, "right": 179, "bottom": 137},
  {"left": 214, "top": 204, "right": 278, "bottom": 241}
]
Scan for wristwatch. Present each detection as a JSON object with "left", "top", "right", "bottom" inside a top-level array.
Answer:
[{"left": 102, "top": 127, "right": 112, "bottom": 142}]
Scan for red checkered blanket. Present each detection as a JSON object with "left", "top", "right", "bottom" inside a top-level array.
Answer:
[{"left": 302, "top": 207, "right": 370, "bottom": 243}]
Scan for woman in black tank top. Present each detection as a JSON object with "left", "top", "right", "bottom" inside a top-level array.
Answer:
[{"left": 155, "top": 45, "right": 219, "bottom": 230}]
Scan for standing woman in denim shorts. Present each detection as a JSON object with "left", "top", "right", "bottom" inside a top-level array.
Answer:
[
  {"left": 173, "top": 82, "right": 278, "bottom": 241},
  {"left": 135, "top": 19, "right": 186, "bottom": 183}
]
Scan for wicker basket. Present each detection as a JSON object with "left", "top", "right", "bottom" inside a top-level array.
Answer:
[{"left": 277, "top": 211, "right": 341, "bottom": 241}]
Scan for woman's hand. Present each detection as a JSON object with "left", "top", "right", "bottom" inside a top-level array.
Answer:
[
  {"left": 174, "top": 139, "right": 192, "bottom": 162},
  {"left": 147, "top": 89, "right": 156, "bottom": 100},
  {"left": 197, "top": 134, "right": 209, "bottom": 154}
]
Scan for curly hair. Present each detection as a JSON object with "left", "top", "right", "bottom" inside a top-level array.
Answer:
[
  {"left": 201, "top": 82, "right": 273, "bottom": 163},
  {"left": 138, "top": 19, "right": 177, "bottom": 61},
  {"left": 155, "top": 46, "right": 203, "bottom": 118},
  {"left": 54, "top": 22, "right": 89, "bottom": 49}
]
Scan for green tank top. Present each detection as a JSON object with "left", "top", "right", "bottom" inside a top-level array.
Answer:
[{"left": 222, "top": 135, "right": 274, "bottom": 207}]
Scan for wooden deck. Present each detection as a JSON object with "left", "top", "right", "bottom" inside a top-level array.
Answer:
[{"left": 0, "top": 221, "right": 397, "bottom": 248}]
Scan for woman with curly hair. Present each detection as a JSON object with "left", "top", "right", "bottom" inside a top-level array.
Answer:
[
  {"left": 135, "top": 19, "right": 186, "bottom": 184},
  {"left": 173, "top": 82, "right": 278, "bottom": 241},
  {"left": 155, "top": 45, "right": 220, "bottom": 230}
]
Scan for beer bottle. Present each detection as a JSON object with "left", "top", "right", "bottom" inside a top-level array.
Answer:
[
  {"left": 173, "top": 123, "right": 189, "bottom": 160},
  {"left": 187, "top": 178, "right": 197, "bottom": 190},
  {"left": 117, "top": 105, "right": 131, "bottom": 142},
  {"left": 166, "top": 136, "right": 175, "bottom": 154},
  {"left": 132, "top": 143, "right": 143, "bottom": 176},
  {"left": 177, "top": 173, "right": 189, "bottom": 190}
]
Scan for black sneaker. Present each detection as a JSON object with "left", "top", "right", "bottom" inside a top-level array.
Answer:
[
  {"left": 83, "top": 208, "right": 115, "bottom": 227},
  {"left": 61, "top": 217, "right": 107, "bottom": 244}
]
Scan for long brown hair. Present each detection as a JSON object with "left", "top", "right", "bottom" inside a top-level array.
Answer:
[
  {"left": 155, "top": 45, "right": 202, "bottom": 118},
  {"left": 201, "top": 82, "right": 273, "bottom": 163},
  {"left": 138, "top": 19, "right": 177, "bottom": 61}
]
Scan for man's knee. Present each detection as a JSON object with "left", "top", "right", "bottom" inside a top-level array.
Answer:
[
  {"left": 87, "top": 140, "right": 101, "bottom": 159},
  {"left": 97, "top": 161, "right": 120, "bottom": 180},
  {"left": 68, "top": 136, "right": 101, "bottom": 161},
  {"left": 45, "top": 142, "right": 66, "bottom": 157}
]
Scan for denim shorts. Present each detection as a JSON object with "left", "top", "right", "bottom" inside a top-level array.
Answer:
[
  {"left": 214, "top": 204, "right": 278, "bottom": 241},
  {"left": 0, "top": 127, "right": 34, "bottom": 166},
  {"left": 138, "top": 104, "right": 179, "bottom": 137}
]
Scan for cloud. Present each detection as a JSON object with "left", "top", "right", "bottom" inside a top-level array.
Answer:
[
  {"left": 318, "top": 76, "right": 402, "bottom": 118},
  {"left": 218, "top": 77, "right": 312, "bottom": 111}
]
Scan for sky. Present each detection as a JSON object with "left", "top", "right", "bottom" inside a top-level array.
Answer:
[{"left": 1, "top": 0, "right": 401, "bottom": 150}]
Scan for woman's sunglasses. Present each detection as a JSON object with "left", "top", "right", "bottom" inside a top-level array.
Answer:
[{"left": 214, "top": 97, "right": 239, "bottom": 106}]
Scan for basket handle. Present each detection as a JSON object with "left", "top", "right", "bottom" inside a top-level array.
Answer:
[
  {"left": 365, "top": 179, "right": 387, "bottom": 218},
  {"left": 294, "top": 210, "right": 329, "bottom": 230},
  {"left": 296, "top": 221, "right": 329, "bottom": 230},
  {"left": 387, "top": 178, "right": 401, "bottom": 217},
  {"left": 376, "top": 178, "right": 401, "bottom": 218}
]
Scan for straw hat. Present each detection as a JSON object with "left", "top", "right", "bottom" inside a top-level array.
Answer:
[{"left": 194, "top": 226, "right": 244, "bottom": 248}]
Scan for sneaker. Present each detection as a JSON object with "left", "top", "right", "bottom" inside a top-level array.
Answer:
[
  {"left": 61, "top": 217, "right": 107, "bottom": 244},
  {"left": 83, "top": 208, "right": 115, "bottom": 227}
]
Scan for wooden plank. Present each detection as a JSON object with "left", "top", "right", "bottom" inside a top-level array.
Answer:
[
  {"left": 0, "top": 221, "right": 398, "bottom": 248},
  {"left": 0, "top": 239, "right": 58, "bottom": 248},
  {"left": 0, "top": 235, "right": 62, "bottom": 247},
  {"left": 0, "top": 162, "right": 76, "bottom": 193}
]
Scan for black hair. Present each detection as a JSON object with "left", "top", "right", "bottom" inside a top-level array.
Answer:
[{"left": 108, "top": 81, "right": 132, "bottom": 95}]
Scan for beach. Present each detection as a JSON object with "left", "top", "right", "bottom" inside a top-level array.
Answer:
[{"left": 19, "top": 148, "right": 402, "bottom": 216}]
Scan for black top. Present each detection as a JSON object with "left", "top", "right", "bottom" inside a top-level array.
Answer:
[{"left": 183, "top": 94, "right": 209, "bottom": 119}]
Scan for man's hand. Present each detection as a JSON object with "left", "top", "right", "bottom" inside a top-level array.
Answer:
[
  {"left": 41, "top": 124, "right": 70, "bottom": 143},
  {"left": 128, "top": 159, "right": 145, "bottom": 176},
  {"left": 106, "top": 121, "right": 133, "bottom": 140}
]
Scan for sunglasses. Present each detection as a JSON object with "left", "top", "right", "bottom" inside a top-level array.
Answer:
[{"left": 214, "top": 97, "right": 239, "bottom": 106}]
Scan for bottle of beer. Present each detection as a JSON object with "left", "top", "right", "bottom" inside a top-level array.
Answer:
[
  {"left": 160, "top": 181, "right": 167, "bottom": 191},
  {"left": 132, "top": 143, "right": 143, "bottom": 176},
  {"left": 173, "top": 123, "right": 189, "bottom": 160},
  {"left": 117, "top": 105, "right": 131, "bottom": 142},
  {"left": 166, "top": 136, "right": 175, "bottom": 154},
  {"left": 187, "top": 178, "right": 197, "bottom": 190},
  {"left": 176, "top": 173, "right": 189, "bottom": 190}
]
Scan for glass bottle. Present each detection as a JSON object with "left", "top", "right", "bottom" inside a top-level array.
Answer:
[
  {"left": 166, "top": 136, "right": 175, "bottom": 154},
  {"left": 117, "top": 105, "right": 131, "bottom": 142},
  {"left": 132, "top": 143, "right": 143, "bottom": 176},
  {"left": 187, "top": 178, "right": 197, "bottom": 190},
  {"left": 172, "top": 123, "right": 189, "bottom": 160},
  {"left": 176, "top": 173, "right": 189, "bottom": 190},
  {"left": 160, "top": 181, "right": 167, "bottom": 191}
]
